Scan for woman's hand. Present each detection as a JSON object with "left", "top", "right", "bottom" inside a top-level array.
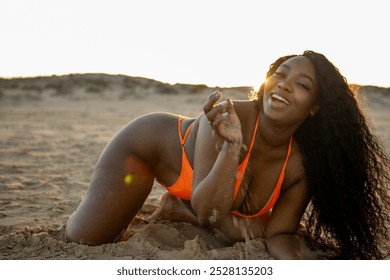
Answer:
[{"left": 203, "top": 91, "right": 242, "bottom": 144}]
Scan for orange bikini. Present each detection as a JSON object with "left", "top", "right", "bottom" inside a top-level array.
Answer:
[{"left": 160, "top": 116, "right": 293, "bottom": 218}]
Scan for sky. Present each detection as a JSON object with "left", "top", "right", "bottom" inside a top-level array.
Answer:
[{"left": 0, "top": 0, "right": 389, "bottom": 88}]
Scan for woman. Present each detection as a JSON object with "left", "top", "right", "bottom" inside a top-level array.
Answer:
[{"left": 65, "top": 51, "right": 390, "bottom": 259}]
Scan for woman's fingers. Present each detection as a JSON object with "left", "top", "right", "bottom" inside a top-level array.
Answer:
[
  {"left": 203, "top": 91, "right": 225, "bottom": 128},
  {"left": 212, "top": 99, "right": 242, "bottom": 143},
  {"left": 211, "top": 99, "right": 235, "bottom": 125},
  {"left": 203, "top": 91, "right": 222, "bottom": 115},
  {"left": 225, "top": 99, "right": 235, "bottom": 115},
  {"left": 203, "top": 93, "right": 238, "bottom": 136},
  {"left": 206, "top": 102, "right": 228, "bottom": 123}
]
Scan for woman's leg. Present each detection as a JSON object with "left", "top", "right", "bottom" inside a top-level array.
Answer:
[{"left": 65, "top": 122, "right": 155, "bottom": 245}]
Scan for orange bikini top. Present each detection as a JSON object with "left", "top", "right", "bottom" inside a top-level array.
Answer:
[{"left": 160, "top": 115, "right": 293, "bottom": 218}]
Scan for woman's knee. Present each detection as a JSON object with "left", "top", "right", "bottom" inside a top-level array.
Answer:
[
  {"left": 64, "top": 209, "right": 126, "bottom": 245},
  {"left": 65, "top": 212, "right": 90, "bottom": 245}
]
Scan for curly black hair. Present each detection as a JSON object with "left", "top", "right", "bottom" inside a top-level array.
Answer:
[{"left": 252, "top": 50, "right": 390, "bottom": 259}]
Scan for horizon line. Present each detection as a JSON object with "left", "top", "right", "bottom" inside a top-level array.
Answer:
[{"left": 0, "top": 71, "right": 389, "bottom": 89}]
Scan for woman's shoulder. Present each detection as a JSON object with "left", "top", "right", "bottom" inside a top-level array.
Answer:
[
  {"left": 232, "top": 99, "right": 259, "bottom": 121},
  {"left": 232, "top": 99, "right": 257, "bottom": 110}
]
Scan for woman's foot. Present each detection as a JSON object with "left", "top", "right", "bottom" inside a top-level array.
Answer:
[{"left": 149, "top": 192, "right": 199, "bottom": 225}]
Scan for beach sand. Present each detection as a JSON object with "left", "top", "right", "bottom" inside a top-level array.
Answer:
[{"left": 0, "top": 75, "right": 389, "bottom": 259}]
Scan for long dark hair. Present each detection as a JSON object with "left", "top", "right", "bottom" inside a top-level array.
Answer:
[{"left": 252, "top": 51, "right": 390, "bottom": 259}]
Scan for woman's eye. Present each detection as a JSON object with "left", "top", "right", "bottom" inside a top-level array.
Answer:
[
  {"left": 298, "top": 82, "right": 309, "bottom": 90},
  {"left": 274, "top": 71, "right": 284, "bottom": 77}
]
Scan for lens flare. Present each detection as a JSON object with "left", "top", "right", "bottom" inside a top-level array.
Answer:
[
  {"left": 122, "top": 155, "right": 153, "bottom": 187},
  {"left": 124, "top": 174, "right": 133, "bottom": 186}
]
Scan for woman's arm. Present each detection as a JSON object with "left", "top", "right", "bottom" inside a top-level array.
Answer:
[
  {"left": 266, "top": 233, "right": 303, "bottom": 259},
  {"left": 191, "top": 92, "right": 243, "bottom": 225},
  {"left": 265, "top": 178, "right": 312, "bottom": 259}
]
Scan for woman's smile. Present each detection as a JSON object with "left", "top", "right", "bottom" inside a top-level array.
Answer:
[{"left": 271, "top": 92, "right": 290, "bottom": 105}]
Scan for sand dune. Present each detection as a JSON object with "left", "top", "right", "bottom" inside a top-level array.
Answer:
[{"left": 0, "top": 74, "right": 389, "bottom": 259}]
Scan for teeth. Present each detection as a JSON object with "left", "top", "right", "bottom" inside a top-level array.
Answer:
[{"left": 272, "top": 93, "right": 290, "bottom": 105}]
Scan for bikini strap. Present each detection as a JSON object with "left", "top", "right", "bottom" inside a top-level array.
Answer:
[
  {"left": 178, "top": 116, "right": 193, "bottom": 145},
  {"left": 177, "top": 117, "right": 185, "bottom": 145},
  {"left": 247, "top": 113, "right": 260, "bottom": 153},
  {"left": 231, "top": 136, "right": 294, "bottom": 218},
  {"left": 281, "top": 136, "right": 293, "bottom": 173},
  {"left": 182, "top": 124, "right": 193, "bottom": 144}
]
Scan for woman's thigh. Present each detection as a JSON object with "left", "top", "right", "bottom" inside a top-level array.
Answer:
[{"left": 65, "top": 113, "right": 178, "bottom": 245}]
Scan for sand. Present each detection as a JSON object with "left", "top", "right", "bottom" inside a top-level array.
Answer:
[{"left": 0, "top": 74, "right": 389, "bottom": 259}]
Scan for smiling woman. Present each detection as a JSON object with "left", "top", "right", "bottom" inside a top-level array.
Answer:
[
  {"left": 65, "top": 50, "right": 390, "bottom": 259},
  {"left": 252, "top": 51, "right": 390, "bottom": 258},
  {"left": 262, "top": 56, "right": 319, "bottom": 127}
]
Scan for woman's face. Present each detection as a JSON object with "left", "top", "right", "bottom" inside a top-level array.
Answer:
[{"left": 263, "top": 56, "right": 319, "bottom": 126}]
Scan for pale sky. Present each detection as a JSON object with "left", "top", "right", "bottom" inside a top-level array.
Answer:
[{"left": 0, "top": 0, "right": 389, "bottom": 87}]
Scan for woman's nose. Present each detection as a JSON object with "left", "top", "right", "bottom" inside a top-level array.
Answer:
[{"left": 278, "top": 80, "right": 292, "bottom": 92}]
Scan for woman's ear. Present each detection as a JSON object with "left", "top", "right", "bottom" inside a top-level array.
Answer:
[{"left": 310, "top": 103, "right": 320, "bottom": 117}]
